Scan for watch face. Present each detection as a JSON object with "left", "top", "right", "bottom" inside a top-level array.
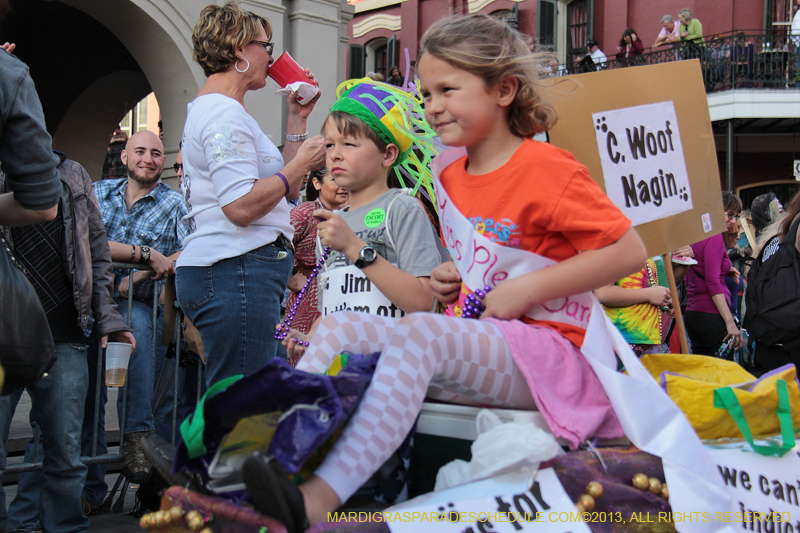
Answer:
[{"left": 362, "top": 247, "right": 377, "bottom": 262}]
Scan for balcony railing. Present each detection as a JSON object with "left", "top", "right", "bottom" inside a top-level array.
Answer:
[{"left": 564, "top": 31, "right": 799, "bottom": 93}]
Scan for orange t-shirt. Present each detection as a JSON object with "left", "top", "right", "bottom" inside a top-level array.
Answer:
[{"left": 440, "top": 139, "right": 632, "bottom": 346}]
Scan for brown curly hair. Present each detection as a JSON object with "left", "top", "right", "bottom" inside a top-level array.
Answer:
[
  {"left": 192, "top": 1, "right": 272, "bottom": 77},
  {"left": 419, "top": 14, "right": 557, "bottom": 136}
]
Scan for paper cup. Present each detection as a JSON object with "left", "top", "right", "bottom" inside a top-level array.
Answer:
[
  {"left": 268, "top": 52, "right": 308, "bottom": 88},
  {"left": 105, "top": 342, "right": 132, "bottom": 387}
]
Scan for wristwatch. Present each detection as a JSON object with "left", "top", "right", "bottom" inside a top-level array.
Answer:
[
  {"left": 354, "top": 246, "right": 377, "bottom": 269},
  {"left": 139, "top": 245, "right": 151, "bottom": 264}
]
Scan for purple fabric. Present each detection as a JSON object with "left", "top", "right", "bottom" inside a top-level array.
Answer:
[
  {"left": 174, "top": 354, "right": 379, "bottom": 481},
  {"left": 488, "top": 318, "right": 624, "bottom": 449},
  {"left": 685, "top": 234, "right": 731, "bottom": 314}
]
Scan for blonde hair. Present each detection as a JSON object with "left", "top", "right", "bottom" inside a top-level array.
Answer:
[
  {"left": 679, "top": 8, "right": 692, "bottom": 21},
  {"left": 419, "top": 14, "right": 557, "bottom": 136},
  {"left": 192, "top": 2, "right": 272, "bottom": 77}
]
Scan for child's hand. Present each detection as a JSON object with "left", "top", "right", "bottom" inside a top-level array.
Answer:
[
  {"left": 314, "top": 210, "right": 364, "bottom": 257},
  {"left": 672, "top": 245, "right": 693, "bottom": 258},
  {"left": 277, "top": 324, "right": 310, "bottom": 360},
  {"left": 479, "top": 277, "right": 534, "bottom": 321},
  {"left": 645, "top": 286, "right": 671, "bottom": 308},
  {"left": 430, "top": 261, "right": 462, "bottom": 304}
]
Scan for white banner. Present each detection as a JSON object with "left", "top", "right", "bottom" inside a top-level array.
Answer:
[
  {"left": 705, "top": 443, "right": 800, "bottom": 530},
  {"left": 384, "top": 469, "right": 591, "bottom": 533},
  {"left": 593, "top": 101, "right": 693, "bottom": 226}
]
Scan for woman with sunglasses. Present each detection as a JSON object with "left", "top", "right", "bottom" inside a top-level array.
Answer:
[
  {"left": 683, "top": 191, "right": 744, "bottom": 356},
  {"left": 176, "top": 1, "right": 326, "bottom": 388}
]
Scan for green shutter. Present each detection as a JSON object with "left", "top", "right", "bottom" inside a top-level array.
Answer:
[
  {"left": 349, "top": 44, "right": 365, "bottom": 79},
  {"left": 537, "top": 0, "right": 557, "bottom": 51}
]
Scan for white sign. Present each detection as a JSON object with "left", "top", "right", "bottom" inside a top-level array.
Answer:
[
  {"left": 705, "top": 443, "right": 800, "bottom": 530},
  {"left": 794, "top": 160, "right": 800, "bottom": 180},
  {"left": 593, "top": 101, "right": 693, "bottom": 226},
  {"left": 319, "top": 265, "right": 405, "bottom": 319},
  {"left": 383, "top": 469, "right": 591, "bottom": 533}
]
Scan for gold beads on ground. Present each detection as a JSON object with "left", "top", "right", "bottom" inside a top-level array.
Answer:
[
  {"left": 586, "top": 481, "right": 603, "bottom": 498},
  {"left": 632, "top": 473, "right": 649, "bottom": 490},
  {"left": 648, "top": 477, "right": 662, "bottom": 494},
  {"left": 578, "top": 494, "right": 596, "bottom": 511}
]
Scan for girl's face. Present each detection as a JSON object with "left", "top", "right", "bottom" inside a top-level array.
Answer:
[
  {"left": 623, "top": 34, "right": 632, "bottom": 44},
  {"left": 418, "top": 54, "right": 508, "bottom": 151},
  {"left": 315, "top": 172, "right": 349, "bottom": 209}
]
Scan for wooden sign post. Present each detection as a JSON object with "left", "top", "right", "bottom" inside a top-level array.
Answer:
[{"left": 546, "top": 60, "right": 725, "bottom": 353}]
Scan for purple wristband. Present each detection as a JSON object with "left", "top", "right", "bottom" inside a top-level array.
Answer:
[{"left": 275, "top": 172, "right": 290, "bottom": 196}]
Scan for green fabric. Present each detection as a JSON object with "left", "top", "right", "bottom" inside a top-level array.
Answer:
[
  {"left": 180, "top": 374, "right": 243, "bottom": 459},
  {"left": 681, "top": 18, "right": 704, "bottom": 45},
  {"left": 329, "top": 97, "right": 400, "bottom": 162},
  {"left": 713, "top": 379, "right": 795, "bottom": 457}
]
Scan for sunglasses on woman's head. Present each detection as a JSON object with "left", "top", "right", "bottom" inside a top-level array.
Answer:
[{"left": 173, "top": 163, "right": 183, "bottom": 173}]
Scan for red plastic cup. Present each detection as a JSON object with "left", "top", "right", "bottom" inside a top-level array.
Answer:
[{"left": 268, "top": 52, "right": 308, "bottom": 88}]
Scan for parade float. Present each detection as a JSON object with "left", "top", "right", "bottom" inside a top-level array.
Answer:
[{"left": 138, "top": 60, "right": 800, "bottom": 533}]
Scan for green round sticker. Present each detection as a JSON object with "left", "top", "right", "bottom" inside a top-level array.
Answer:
[{"left": 364, "top": 208, "right": 386, "bottom": 228}]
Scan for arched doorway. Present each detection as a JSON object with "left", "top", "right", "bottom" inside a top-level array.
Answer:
[
  {"left": 2, "top": 0, "right": 349, "bottom": 181},
  {"left": 1, "top": 0, "right": 201, "bottom": 179}
]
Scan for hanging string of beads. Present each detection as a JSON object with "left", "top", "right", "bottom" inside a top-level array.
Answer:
[
  {"left": 275, "top": 246, "right": 331, "bottom": 342},
  {"left": 460, "top": 286, "right": 492, "bottom": 319}
]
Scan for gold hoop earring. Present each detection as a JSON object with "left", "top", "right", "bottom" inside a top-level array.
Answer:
[{"left": 235, "top": 58, "right": 250, "bottom": 73}]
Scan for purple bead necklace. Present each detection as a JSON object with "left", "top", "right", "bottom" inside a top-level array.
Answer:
[
  {"left": 276, "top": 199, "right": 335, "bottom": 347},
  {"left": 460, "top": 286, "right": 492, "bottom": 319},
  {"left": 275, "top": 246, "right": 331, "bottom": 345}
]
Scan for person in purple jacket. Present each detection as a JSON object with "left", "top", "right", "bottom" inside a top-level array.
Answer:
[{"left": 684, "top": 191, "right": 744, "bottom": 356}]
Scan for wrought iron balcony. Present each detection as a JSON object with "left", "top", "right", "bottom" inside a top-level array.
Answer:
[{"left": 565, "top": 31, "right": 799, "bottom": 93}]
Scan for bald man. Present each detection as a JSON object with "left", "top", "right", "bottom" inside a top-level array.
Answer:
[{"left": 85, "top": 130, "right": 190, "bottom": 499}]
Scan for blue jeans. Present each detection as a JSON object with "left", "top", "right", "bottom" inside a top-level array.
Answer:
[
  {"left": 176, "top": 240, "right": 293, "bottom": 388},
  {"left": 80, "top": 304, "right": 169, "bottom": 506},
  {"left": 0, "top": 342, "right": 90, "bottom": 533}
]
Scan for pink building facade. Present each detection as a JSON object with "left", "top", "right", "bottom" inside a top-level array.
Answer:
[{"left": 345, "top": 0, "right": 800, "bottom": 208}]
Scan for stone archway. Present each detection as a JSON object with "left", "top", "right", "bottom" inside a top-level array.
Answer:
[
  {"left": 2, "top": 0, "right": 351, "bottom": 181},
  {"left": 56, "top": 0, "right": 203, "bottom": 179}
]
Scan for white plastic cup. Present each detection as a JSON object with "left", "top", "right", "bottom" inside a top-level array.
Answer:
[{"left": 105, "top": 342, "right": 132, "bottom": 387}]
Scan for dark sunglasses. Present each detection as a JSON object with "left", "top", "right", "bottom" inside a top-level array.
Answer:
[
  {"left": 251, "top": 40, "right": 274, "bottom": 55},
  {"left": 173, "top": 163, "right": 183, "bottom": 173}
]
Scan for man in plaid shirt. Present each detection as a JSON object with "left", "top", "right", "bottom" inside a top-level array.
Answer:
[{"left": 82, "top": 131, "right": 189, "bottom": 510}]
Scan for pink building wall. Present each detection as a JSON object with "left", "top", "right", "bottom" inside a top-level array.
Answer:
[{"left": 348, "top": 0, "right": 766, "bottom": 71}]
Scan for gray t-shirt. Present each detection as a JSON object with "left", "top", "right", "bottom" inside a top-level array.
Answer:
[{"left": 318, "top": 188, "right": 441, "bottom": 308}]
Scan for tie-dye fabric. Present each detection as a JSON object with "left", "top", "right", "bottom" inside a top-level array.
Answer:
[{"left": 603, "top": 257, "right": 670, "bottom": 345}]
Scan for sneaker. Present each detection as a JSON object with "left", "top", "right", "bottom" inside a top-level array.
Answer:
[{"left": 122, "top": 431, "right": 153, "bottom": 484}]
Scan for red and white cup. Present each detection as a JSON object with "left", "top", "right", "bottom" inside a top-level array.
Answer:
[{"left": 268, "top": 52, "right": 320, "bottom": 105}]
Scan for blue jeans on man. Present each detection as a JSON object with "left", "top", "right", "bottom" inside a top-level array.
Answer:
[{"left": 0, "top": 342, "right": 90, "bottom": 533}]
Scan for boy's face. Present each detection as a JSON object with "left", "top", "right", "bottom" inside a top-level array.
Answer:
[{"left": 323, "top": 118, "right": 393, "bottom": 193}]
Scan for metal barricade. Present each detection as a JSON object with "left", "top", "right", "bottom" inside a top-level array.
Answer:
[{"left": 4, "top": 262, "right": 202, "bottom": 511}]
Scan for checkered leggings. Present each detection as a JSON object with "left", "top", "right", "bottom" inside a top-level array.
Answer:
[{"left": 296, "top": 311, "right": 536, "bottom": 502}]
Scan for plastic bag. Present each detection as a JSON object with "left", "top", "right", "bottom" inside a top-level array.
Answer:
[
  {"left": 641, "top": 353, "right": 800, "bottom": 443},
  {"left": 434, "top": 409, "right": 563, "bottom": 491}
]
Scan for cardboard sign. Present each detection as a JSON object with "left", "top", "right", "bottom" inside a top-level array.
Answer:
[
  {"left": 593, "top": 101, "right": 693, "bottom": 226},
  {"left": 705, "top": 443, "right": 800, "bottom": 530},
  {"left": 382, "top": 469, "right": 592, "bottom": 533},
  {"left": 546, "top": 60, "right": 726, "bottom": 257}
]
